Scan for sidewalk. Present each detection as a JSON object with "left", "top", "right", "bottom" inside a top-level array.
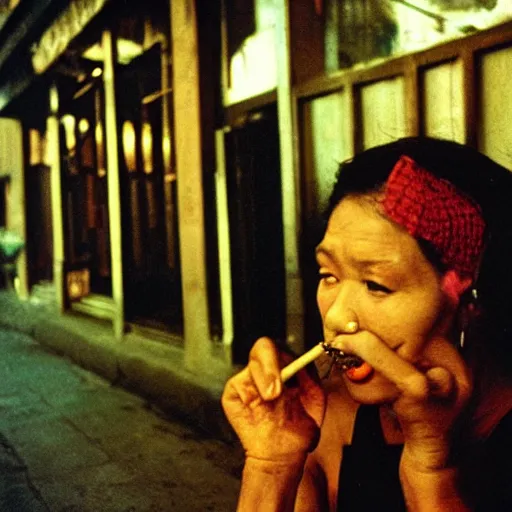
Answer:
[
  {"left": 0, "top": 290, "right": 236, "bottom": 444},
  {"left": 0, "top": 327, "right": 242, "bottom": 510},
  {"left": 0, "top": 433, "right": 48, "bottom": 511}
]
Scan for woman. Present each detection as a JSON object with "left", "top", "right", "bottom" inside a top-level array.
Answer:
[{"left": 221, "top": 137, "right": 512, "bottom": 510}]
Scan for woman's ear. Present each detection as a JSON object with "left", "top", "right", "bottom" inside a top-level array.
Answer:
[{"left": 440, "top": 269, "right": 473, "bottom": 307}]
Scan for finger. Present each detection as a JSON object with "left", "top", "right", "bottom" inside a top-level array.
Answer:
[
  {"left": 422, "top": 337, "right": 473, "bottom": 405},
  {"left": 222, "top": 367, "right": 261, "bottom": 407},
  {"left": 425, "top": 366, "right": 455, "bottom": 399},
  {"left": 248, "top": 337, "right": 282, "bottom": 401},
  {"left": 333, "top": 332, "right": 429, "bottom": 399}
]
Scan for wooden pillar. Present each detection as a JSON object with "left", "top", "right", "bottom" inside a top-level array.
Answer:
[
  {"left": 276, "top": 0, "right": 304, "bottom": 354},
  {"left": 461, "top": 47, "right": 477, "bottom": 148},
  {"left": 0, "top": 118, "right": 28, "bottom": 299},
  {"left": 171, "top": 0, "right": 211, "bottom": 370},
  {"left": 48, "top": 84, "right": 66, "bottom": 311},
  {"left": 102, "top": 29, "right": 125, "bottom": 340},
  {"left": 215, "top": 128, "right": 233, "bottom": 356},
  {"left": 405, "top": 58, "right": 420, "bottom": 137}
]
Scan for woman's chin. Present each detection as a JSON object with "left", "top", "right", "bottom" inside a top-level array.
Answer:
[{"left": 343, "top": 372, "right": 399, "bottom": 404}]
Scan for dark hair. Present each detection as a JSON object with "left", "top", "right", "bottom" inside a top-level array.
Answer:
[{"left": 325, "top": 136, "right": 512, "bottom": 375}]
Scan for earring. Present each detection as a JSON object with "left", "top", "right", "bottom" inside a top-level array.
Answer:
[{"left": 458, "top": 287, "right": 479, "bottom": 350}]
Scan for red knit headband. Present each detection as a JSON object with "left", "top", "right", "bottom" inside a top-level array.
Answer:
[{"left": 382, "top": 155, "right": 486, "bottom": 277}]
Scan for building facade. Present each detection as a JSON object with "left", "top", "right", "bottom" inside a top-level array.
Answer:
[{"left": 0, "top": 0, "right": 510, "bottom": 381}]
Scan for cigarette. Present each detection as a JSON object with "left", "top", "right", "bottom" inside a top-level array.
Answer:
[
  {"left": 280, "top": 342, "right": 364, "bottom": 382},
  {"left": 280, "top": 343, "right": 325, "bottom": 383}
]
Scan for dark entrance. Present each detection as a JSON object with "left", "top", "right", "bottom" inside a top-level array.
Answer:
[
  {"left": 225, "top": 105, "right": 286, "bottom": 364},
  {"left": 25, "top": 164, "right": 53, "bottom": 285},
  {"left": 117, "top": 42, "right": 182, "bottom": 336}
]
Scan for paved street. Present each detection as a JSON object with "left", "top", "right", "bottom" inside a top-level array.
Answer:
[{"left": 0, "top": 327, "right": 242, "bottom": 511}]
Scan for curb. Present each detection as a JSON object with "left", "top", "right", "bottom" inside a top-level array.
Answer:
[{"left": 0, "top": 292, "right": 237, "bottom": 444}]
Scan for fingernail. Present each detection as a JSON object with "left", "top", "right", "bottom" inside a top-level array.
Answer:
[{"left": 266, "top": 379, "right": 280, "bottom": 400}]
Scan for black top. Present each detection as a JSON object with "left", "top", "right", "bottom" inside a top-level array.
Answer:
[
  {"left": 337, "top": 405, "right": 512, "bottom": 511},
  {"left": 337, "top": 405, "right": 405, "bottom": 511}
]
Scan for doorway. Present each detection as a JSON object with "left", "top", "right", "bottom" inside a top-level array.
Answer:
[
  {"left": 225, "top": 105, "right": 286, "bottom": 364},
  {"left": 117, "top": 42, "right": 183, "bottom": 336}
]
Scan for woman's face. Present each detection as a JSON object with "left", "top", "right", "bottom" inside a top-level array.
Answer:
[{"left": 316, "top": 195, "right": 453, "bottom": 404}]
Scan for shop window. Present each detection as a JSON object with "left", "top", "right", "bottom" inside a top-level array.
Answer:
[
  {"left": 480, "top": 45, "right": 512, "bottom": 170},
  {"left": 224, "top": 0, "right": 278, "bottom": 105},
  {"left": 325, "top": 0, "right": 511, "bottom": 72},
  {"left": 302, "top": 91, "right": 350, "bottom": 216},
  {"left": 423, "top": 60, "right": 465, "bottom": 142}
]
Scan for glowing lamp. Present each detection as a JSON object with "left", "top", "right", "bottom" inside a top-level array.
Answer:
[{"left": 67, "top": 269, "right": 90, "bottom": 301}]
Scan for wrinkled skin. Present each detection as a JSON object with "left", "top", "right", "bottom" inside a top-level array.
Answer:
[{"left": 222, "top": 337, "right": 326, "bottom": 461}]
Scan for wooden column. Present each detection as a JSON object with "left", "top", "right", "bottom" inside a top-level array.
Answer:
[
  {"left": 461, "top": 47, "right": 477, "bottom": 148},
  {"left": 171, "top": 0, "right": 211, "bottom": 370},
  {"left": 102, "top": 29, "right": 125, "bottom": 340},
  {"left": 215, "top": 128, "right": 233, "bottom": 356},
  {"left": 404, "top": 57, "right": 420, "bottom": 137},
  {"left": 47, "top": 84, "right": 66, "bottom": 311},
  {"left": 0, "top": 118, "right": 28, "bottom": 299},
  {"left": 276, "top": 0, "right": 304, "bottom": 354}
]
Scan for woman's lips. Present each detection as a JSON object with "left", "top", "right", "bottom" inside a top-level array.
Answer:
[
  {"left": 325, "top": 339, "right": 374, "bottom": 382},
  {"left": 344, "top": 361, "right": 374, "bottom": 381}
]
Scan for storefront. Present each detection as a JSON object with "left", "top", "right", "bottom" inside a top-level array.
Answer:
[
  {"left": 0, "top": 0, "right": 222, "bottom": 374},
  {"left": 24, "top": 0, "right": 184, "bottom": 343},
  {"left": 0, "top": 0, "right": 510, "bottom": 373},
  {"left": 220, "top": 0, "right": 512, "bottom": 359}
]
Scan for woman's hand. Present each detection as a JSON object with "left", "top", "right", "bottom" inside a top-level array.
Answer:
[
  {"left": 334, "top": 332, "right": 472, "bottom": 468},
  {"left": 222, "top": 338, "right": 327, "bottom": 510},
  {"left": 221, "top": 337, "right": 326, "bottom": 463},
  {"left": 334, "top": 331, "right": 472, "bottom": 510}
]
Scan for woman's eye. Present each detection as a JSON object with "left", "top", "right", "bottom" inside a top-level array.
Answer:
[
  {"left": 319, "top": 273, "right": 338, "bottom": 285},
  {"left": 365, "top": 280, "right": 392, "bottom": 294}
]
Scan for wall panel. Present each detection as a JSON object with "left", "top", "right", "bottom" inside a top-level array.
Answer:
[
  {"left": 361, "top": 77, "right": 406, "bottom": 149},
  {"left": 480, "top": 45, "right": 512, "bottom": 170},
  {"left": 423, "top": 60, "right": 464, "bottom": 143},
  {"left": 307, "top": 90, "right": 350, "bottom": 213}
]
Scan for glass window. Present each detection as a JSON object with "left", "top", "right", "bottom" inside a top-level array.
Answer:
[
  {"left": 224, "top": 0, "right": 278, "bottom": 105},
  {"left": 361, "top": 77, "right": 406, "bottom": 149},
  {"left": 325, "top": 0, "right": 512, "bottom": 72},
  {"left": 480, "top": 45, "right": 512, "bottom": 170},
  {"left": 303, "top": 91, "right": 351, "bottom": 215}
]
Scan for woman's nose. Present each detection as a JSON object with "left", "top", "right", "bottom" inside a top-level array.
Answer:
[{"left": 323, "top": 282, "right": 359, "bottom": 335}]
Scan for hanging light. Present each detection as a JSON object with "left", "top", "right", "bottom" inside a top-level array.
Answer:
[
  {"left": 78, "top": 118, "right": 90, "bottom": 136},
  {"left": 142, "top": 121, "right": 153, "bottom": 174},
  {"left": 61, "top": 114, "right": 76, "bottom": 153},
  {"left": 95, "top": 123, "right": 106, "bottom": 177},
  {"left": 67, "top": 268, "right": 90, "bottom": 301},
  {"left": 122, "top": 120, "right": 137, "bottom": 172},
  {"left": 29, "top": 129, "right": 42, "bottom": 165}
]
